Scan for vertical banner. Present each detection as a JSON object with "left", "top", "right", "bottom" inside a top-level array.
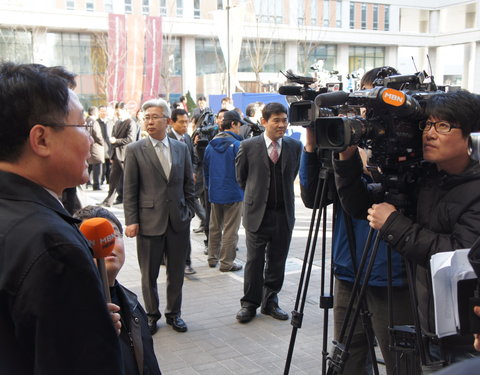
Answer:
[
  {"left": 124, "top": 14, "right": 146, "bottom": 112},
  {"left": 143, "top": 16, "right": 163, "bottom": 101},
  {"left": 107, "top": 14, "right": 127, "bottom": 104}
]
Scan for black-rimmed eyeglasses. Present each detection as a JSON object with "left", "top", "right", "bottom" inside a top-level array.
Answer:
[
  {"left": 419, "top": 120, "right": 461, "bottom": 134},
  {"left": 40, "top": 123, "right": 93, "bottom": 133}
]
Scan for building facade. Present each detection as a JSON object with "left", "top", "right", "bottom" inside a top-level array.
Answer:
[{"left": 1, "top": 0, "right": 479, "bottom": 110}]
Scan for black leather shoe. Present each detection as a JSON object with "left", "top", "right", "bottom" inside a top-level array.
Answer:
[
  {"left": 147, "top": 316, "right": 159, "bottom": 335},
  {"left": 236, "top": 307, "right": 256, "bottom": 323},
  {"left": 261, "top": 305, "right": 289, "bottom": 321},
  {"left": 166, "top": 316, "right": 188, "bottom": 332},
  {"left": 220, "top": 263, "right": 242, "bottom": 272}
]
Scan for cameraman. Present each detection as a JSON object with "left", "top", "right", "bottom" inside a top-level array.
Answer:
[
  {"left": 334, "top": 90, "right": 480, "bottom": 371},
  {"left": 300, "top": 67, "right": 413, "bottom": 375},
  {"left": 240, "top": 102, "right": 265, "bottom": 138}
]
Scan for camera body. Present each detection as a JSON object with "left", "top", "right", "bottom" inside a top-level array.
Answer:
[{"left": 192, "top": 109, "right": 219, "bottom": 159}]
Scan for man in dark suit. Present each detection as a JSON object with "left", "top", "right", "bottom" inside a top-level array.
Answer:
[
  {"left": 101, "top": 102, "right": 134, "bottom": 206},
  {"left": 167, "top": 108, "right": 200, "bottom": 275},
  {"left": 235, "top": 102, "right": 302, "bottom": 323},
  {"left": 123, "top": 99, "right": 195, "bottom": 335}
]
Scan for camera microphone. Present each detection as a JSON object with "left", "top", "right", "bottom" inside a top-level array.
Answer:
[
  {"left": 278, "top": 86, "right": 304, "bottom": 96},
  {"left": 80, "top": 217, "right": 116, "bottom": 302},
  {"left": 315, "top": 91, "right": 349, "bottom": 108}
]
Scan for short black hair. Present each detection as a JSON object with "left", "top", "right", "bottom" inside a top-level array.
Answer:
[
  {"left": 0, "top": 62, "right": 76, "bottom": 162},
  {"left": 171, "top": 108, "right": 188, "bottom": 122},
  {"left": 179, "top": 95, "right": 186, "bottom": 102},
  {"left": 425, "top": 90, "right": 480, "bottom": 138},
  {"left": 262, "top": 102, "right": 287, "bottom": 122},
  {"left": 245, "top": 103, "right": 257, "bottom": 117},
  {"left": 87, "top": 106, "right": 98, "bottom": 116},
  {"left": 73, "top": 205, "right": 124, "bottom": 234},
  {"left": 115, "top": 101, "right": 125, "bottom": 110},
  {"left": 360, "top": 66, "right": 399, "bottom": 89},
  {"left": 197, "top": 96, "right": 206, "bottom": 102}
]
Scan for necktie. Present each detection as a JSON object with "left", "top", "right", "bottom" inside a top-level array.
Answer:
[
  {"left": 155, "top": 142, "right": 171, "bottom": 178},
  {"left": 179, "top": 136, "right": 185, "bottom": 143},
  {"left": 270, "top": 141, "right": 279, "bottom": 164}
]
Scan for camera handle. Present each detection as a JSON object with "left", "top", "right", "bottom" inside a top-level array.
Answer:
[{"left": 283, "top": 158, "right": 337, "bottom": 375}]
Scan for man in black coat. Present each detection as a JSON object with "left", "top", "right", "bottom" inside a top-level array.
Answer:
[
  {"left": 0, "top": 62, "right": 123, "bottom": 374},
  {"left": 334, "top": 90, "right": 480, "bottom": 370}
]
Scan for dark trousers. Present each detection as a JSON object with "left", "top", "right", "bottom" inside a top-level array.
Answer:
[
  {"left": 101, "top": 158, "right": 111, "bottom": 185},
  {"left": 104, "top": 157, "right": 123, "bottom": 204},
  {"left": 136, "top": 223, "right": 189, "bottom": 319},
  {"left": 89, "top": 163, "right": 102, "bottom": 189},
  {"left": 241, "top": 207, "right": 292, "bottom": 310}
]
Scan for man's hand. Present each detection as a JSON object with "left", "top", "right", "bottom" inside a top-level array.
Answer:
[
  {"left": 109, "top": 136, "right": 116, "bottom": 144},
  {"left": 339, "top": 145, "right": 357, "bottom": 160},
  {"left": 473, "top": 306, "right": 480, "bottom": 351},
  {"left": 125, "top": 224, "right": 139, "bottom": 238},
  {"left": 367, "top": 203, "right": 397, "bottom": 230},
  {"left": 304, "top": 128, "right": 315, "bottom": 153},
  {"left": 107, "top": 303, "right": 122, "bottom": 336}
]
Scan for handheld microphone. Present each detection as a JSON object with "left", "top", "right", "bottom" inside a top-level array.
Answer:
[
  {"left": 80, "top": 217, "right": 116, "bottom": 302},
  {"left": 278, "top": 86, "right": 304, "bottom": 96},
  {"left": 314, "top": 91, "right": 349, "bottom": 108}
]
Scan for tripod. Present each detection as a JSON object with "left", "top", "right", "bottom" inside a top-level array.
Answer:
[{"left": 283, "top": 151, "right": 379, "bottom": 375}]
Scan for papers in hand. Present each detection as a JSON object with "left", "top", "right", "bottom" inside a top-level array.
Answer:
[{"left": 430, "top": 249, "right": 477, "bottom": 338}]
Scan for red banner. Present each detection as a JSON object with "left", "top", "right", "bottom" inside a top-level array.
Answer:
[
  {"left": 143, "top": 16, "right": 163, "bottom": 101},
  {"left": 107, "top": 14, "right": 127, "bottom": 104}
]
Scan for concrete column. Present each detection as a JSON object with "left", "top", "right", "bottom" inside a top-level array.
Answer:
[
  {"left": 389, "top": 5, "right": 400, "bottom": 33},
  {"left": 285, "top": 41, "right": 298, "bottom": 74},
  {"left": 477, "top": 0, "right": 480, "bottom": 28},
  {"left": 473, "top": 41, "right": 480, "bottom": 92},
  {"left": 342, "top": 0, "right": 351, "bottom": 29},
  {"left": 183, "top": 0, "right": 194, "bottom": 19},
  {"left": 385, "top": 46, "right": 397, "bottom": 69},
  {"left": 429, "top": 10, "right": 439, "bottom": 34},
  {"left": 464, "top": 43, "right": 472, "bottom": 90},
  {"left": 337, "top": 44, "right": 350, "bottom": 89},
  {"left": 288, "top": 0, "right": 298, "bottom": 27},
  {"left": 182, "top": 36, "right": 197, "bottom": 99}
]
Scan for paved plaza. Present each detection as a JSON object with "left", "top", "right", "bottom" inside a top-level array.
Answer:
[{"left": 78, "top": 183, "right": 386, "bottom": 375}]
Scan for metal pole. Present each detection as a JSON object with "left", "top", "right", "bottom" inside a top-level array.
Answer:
[{"left": 226, "top": 0, "right": 231, "bottom": 97}]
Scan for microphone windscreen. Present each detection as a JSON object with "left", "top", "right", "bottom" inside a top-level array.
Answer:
[
  {"left": 278, "top": 86, "right": 303, "bottom": 96},
  {"left": 80, "top": 218, "right": 115, "bottom": 258},
  {"left": 315, "top": 91, "right": 349, "bottom": 107}
]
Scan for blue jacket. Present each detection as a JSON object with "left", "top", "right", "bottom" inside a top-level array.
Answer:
[
  {"left": 299, "top": 150, "right": 407, "bottom": 287},
  {"left": 204, "top": 131, "right": 244, "bottom": 204}
]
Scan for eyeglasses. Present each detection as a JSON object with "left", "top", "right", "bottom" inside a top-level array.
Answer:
[
  {"left": 144, "top": 115, "right": 169, "bottom": 122},
  {"left": 41, "top": 123, "right": 93, "bottom": 133},
  {"left": 419, "top": 120, "right": 461, "bottom": 134}
]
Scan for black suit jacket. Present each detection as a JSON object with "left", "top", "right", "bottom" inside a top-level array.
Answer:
[{"left": 236, "top": 134, "right": 302, "bottom": 232}]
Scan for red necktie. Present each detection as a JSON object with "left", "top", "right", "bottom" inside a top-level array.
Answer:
[{"left": 270, "top": 141, "right": 279, "bottom": 164}]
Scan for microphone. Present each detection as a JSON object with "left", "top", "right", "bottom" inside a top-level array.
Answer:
[
  {"left": 315, "top": 91, "right": 349, "bottom": 108},
  {"left": 80, "top": 217, "right": 116, "bottom": 302},
  {"left": 278, "top": 85, "right": 304, "bottom": 96}
]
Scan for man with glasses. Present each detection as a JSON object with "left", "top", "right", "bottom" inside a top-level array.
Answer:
[
  {"left": 123, "top": 99, "right": 195, "bottom": 335},
  {"left": 0, "top": 62, "right": 123, "bottom": 374},
  {"left": 334, "top": 90, "right": 480, "bottom": 370}
]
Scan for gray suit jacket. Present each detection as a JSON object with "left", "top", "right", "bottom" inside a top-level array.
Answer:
[
  {"left": 123, "top": 137, "right": 195, "bottom": 236},
  {"left": 235, "top": 134, "right": 302, "bottom": 232}
]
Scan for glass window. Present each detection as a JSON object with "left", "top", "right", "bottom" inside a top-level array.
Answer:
[
  {"left": 349, "top": 2, "right": 354, "bottom": 29},
  {"left": 194, "top": 0, "right": 200, "bottom": 18},
  {"left": 45, "top": 32, "right": 94, "bottom": 75},
  {"left": 361, "top": 3, "right": 366, "bottom": 30},
  {"left": 125, "top": 0, "right": 132, "bottom": 14},
  {"left": 142, "top": 0, "right": 149, "bottom": 15},
  {"left": 323, "top": 0, "right": 329, "bottom": 27},
  {"left": 217, "top": 0, "right": 223, "bottom": 9},
  {"left": 0, "top": 29, "right": 33, "bottom": 64},
  {"left": 298, "top": 44, "right": 337, "bottom": 75},
  {"left": 239, "top": 41, "right": 285, "bottom": 73},
  {"left": 384, "top": 5, "right": 390, "bottom": 31},
  {"left": 66, "top": 0, "right": 75, "bottom": 10},
  {"left": 335, "top": 0, "right": 342, "bottom": 27},
  {"left": 298, "top": 1, "right": 304, "bottom": 26},
  {"left": 105, "top": 0, "right": 113, "bottom": 13},
  {"left": 348, "top": 46, "right": 385, "bottom": 73},
  {"left": 176, "top": 0, "right": 183, "bottom": 17},
  {"left": 163, "top": 37, "right": 182, "bottom": 76},
  {"left": 159, "top": 0, "right": 167, "bottom": 16},
  {"left": 195, "top": 39, "right": 225, "bottom": 75},
  {"left": 86, "top": 0, "right": 94, "bottom": 11},
  {"left": 311, "top": 0, "right": 317, "bottom": 25},
  {"left": 373, "top": 4, "right": 378, "bottom": 30},
  {"left": 254, "top": 0, "right": 283, "bottom": 24}
]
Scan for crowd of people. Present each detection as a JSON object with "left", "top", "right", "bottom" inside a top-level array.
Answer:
[{"left": 1, "top": 60, "right": 480, "bottom": 375}]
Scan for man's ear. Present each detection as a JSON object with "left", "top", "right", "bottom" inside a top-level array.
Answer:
[
  {"left": 29, "top": 125, "right": 52, "bottom": 157},
  {"left": 260, "top": 117, "right": 267, "bottom": 126}
]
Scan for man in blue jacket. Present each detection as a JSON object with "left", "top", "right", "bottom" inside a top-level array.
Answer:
[{"left": 204, "top": 110, "right": 244, "bottom": 272}]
